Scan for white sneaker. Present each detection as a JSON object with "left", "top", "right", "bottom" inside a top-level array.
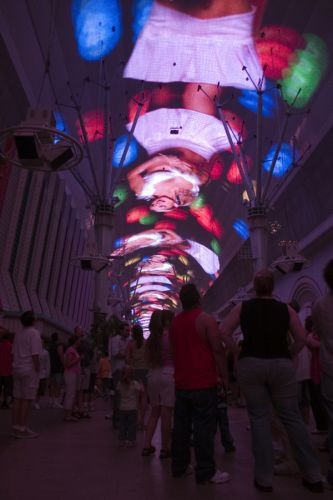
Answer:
[
  {"left": 184, "top": 464, "right": 194, "bottom": 476},
  {"left": 209, "top": 470, "right": 231, "bottom": 484},
  {"left": 53, "top": 402, "right": 63, "bottom": 409},
  {"left": 16, "top": 428, "right": 39, "bottom": 439}
]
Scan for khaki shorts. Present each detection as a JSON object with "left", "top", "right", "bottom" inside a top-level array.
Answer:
[
  {"left": 147, "top": 367, "right": 175, "bottom": 408},
  {"left": 13, "top": 370, "right": 39, "bottom": 400}
]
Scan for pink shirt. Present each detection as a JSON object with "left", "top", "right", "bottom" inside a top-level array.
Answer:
[{"left": 64, "top": 346, "right": 81, "bottom": 375}]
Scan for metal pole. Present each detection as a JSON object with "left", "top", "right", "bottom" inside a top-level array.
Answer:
[
  {"left": 261, "top": 112, "right": 290, "bottom": 203},
  {"left": 216, "top": 104, "right": 256, "bottom": 202},
  {"left": 93, "top": 204, "right": 114, "bottom": 314},
  {"left": 110, "top": 99, "right": 144, "bottom": 194},
  {"left": 69, "top": 89, "right": 103, "bottom": 201},
  {"left": 256, "top": 90, "right": 263, "bottom": 203}
]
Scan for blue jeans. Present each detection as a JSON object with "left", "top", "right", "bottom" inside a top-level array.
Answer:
[
  {"left": 172, "top": 387, "right": 217, "bottom": 483},
  {"left": 217, "top": 405, "right": 235, "bottom": 451},
  {"left": 237, "top": 357, "right": 322, "bottom": 486},
  {"left": 118, "top": 410, "right": 137, "bottom": 442},
  {"left": 321, "top": 372, "right": 333, "bottom": 486}
]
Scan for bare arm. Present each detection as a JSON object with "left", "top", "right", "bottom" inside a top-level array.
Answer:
[
  {"left": 219, "top": 303, "right": 242, "bottom": 354},
  {"left": 197, "top": 313, "right": 226, "bottom": 378},
  {"left": 288, "top": 306, "right": 307, "bottom": 356}
]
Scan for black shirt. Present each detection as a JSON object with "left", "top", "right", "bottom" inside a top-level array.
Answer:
[{"left": 239, "top": 298, "right": 290, "bottom": 359}]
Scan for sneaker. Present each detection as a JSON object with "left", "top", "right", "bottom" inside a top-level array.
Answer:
[
  {"left": 302, "top": 479, "right": 324, "bottom": 493},
  {"left": 33, "top": 402, "right": 40, "bottom": 410},
  {"left": 274, "top": 461, "right": 298, "bottom": 475},
  {"left": 10, "top": 426, "right": 21, "bottom": 438},
  {"left": 209, "top": 470, "right": 231, "bottom": 484},
  {"left": 254, "top": 479, "right": 273, "bottom": 492},
  {"left": 173, "top": 464, "right": 194, "bottom": 478},
  {"left": 16, "top": 428, "right": 39, "bottom": 439},
  {"left": 53, "top": 402, "right": 63, "bottom": 409}
]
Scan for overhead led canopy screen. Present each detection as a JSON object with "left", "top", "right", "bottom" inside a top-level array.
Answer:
[{"left": 72, "top": 0, "right": 331, "bottom": 328}]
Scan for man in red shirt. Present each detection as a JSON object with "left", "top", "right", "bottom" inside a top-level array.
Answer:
[{"left": 169, "top": 283, "right": 230, "bottom": 484}]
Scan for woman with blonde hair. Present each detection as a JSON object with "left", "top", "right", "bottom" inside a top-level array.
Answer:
[{"left": 142, "top": 309, "right": 174, "bottom": 458}]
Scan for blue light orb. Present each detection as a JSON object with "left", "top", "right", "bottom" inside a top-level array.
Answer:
[
  {"left": 132, "top": 0, "right": 153, "bottom": 41},
  {"left": 114, "top": 237, "right": 123, "bottom": 249},
  {"left": 112, "top": 134, "right": 139, "bottom": 167},
  {"left": 233, "top": 219, "right": 249, "bottom": 240},
  {"left": 238, "top": 85, "right": 278, "bottom": 118},
  {"left": 72, "top": 0, "right": 122, "bottom": 61},
  {"left": 263, "top": 143, "right": 296, "bottom": 177}
]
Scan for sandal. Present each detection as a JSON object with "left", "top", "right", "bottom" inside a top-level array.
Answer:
[
  {"left": 141, "top": 446, "right": 156, "bottom": 456},
  {"left": 159, "top": 449, "right": 171, "bottom": 459}
]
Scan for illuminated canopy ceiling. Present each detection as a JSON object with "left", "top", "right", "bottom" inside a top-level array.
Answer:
[{"left": 0, "top": 0, "right": 332, "bottom": 328}]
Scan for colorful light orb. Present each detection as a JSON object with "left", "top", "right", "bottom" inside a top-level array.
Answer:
[
  {"left": 126, "top": 206, "right": 149, "bottom": 223},
  {"left": 226, "top": 162, "right": 243, "bottom": 184},
  {"left": 167, "top": 209, "right": 188, "bottom": 220},
  {"left": 190, "top": 194, "right": 205, "bottom": 209},
  {"left": 223, "top": 110, "right": 246, "bottom": 143},
  {"left": 190, "top": 206, "right": 223, "bottom": 238},
  {"left": 128, "top": 90, "right": 151, "bottom": 123},
  {"left": 233, "top": 219, "right": 250, "bottom": 240},
  {"left": 114, "top": 237, "right": 123, "bottom": 249},
  {"left": 76, "top": 110, "right": 104, "bottom": 143},
  {"left": 154, "top": 220, "right": 176, "bottom": 231},
  {"left": 263, "top": 143, "right": 296, "bottom": 177},
  {"left": 112, "top": 134, "right": 139, "bottom": 167},
  {"left": 256, "top": 25, "right": 305, "bottom": 80},
  {"left": 209, "top": 157, "right": 224, "bottom": 180},
  {"left": 114, "top": 185, "right": 128, "bottom": 208},
  {"left": 139, "top": 213, "right": 158, "bottom": 225},
  {"left": 131, "top": 0, "right": 153, "bottom": 41},
  {"left": 210, "top": 239, "right": 222, "bottom": 256},
  {"left": 279, "top": 34, "right": 329, "bottom": 108},
  {"left": 54, "top": 111, "right": 67, "bottom": 132},
  {"left": 238, "top": 86, "right": 278, "bottom": 118},
  {"left": 72, "top": 0, "right": 122, "bottom": 61}
]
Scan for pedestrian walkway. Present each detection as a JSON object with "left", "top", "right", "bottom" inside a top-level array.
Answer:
[{"left": 0, "top": 404, "right": 330, "bottom": 500}]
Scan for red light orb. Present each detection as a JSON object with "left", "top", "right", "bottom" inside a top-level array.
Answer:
[
  {"left": 154, "top": 220, "right": 176, "bottom": 231},
  {"left": 126, "top": 206, "right": 150, "bottom": 223},
  {"left": 128, "top": 90, "right": 151, "bottom": 123},
  {"left": 76, "top": 110, "right": 104, "bottom": 143}
]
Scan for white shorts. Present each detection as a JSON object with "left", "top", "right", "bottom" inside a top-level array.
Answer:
[
  {"left": 147, "top": 366, "right": 175, "bottom": 408},
  {"left": 124, "top": 3, "right": 264, "bottom": 89},
  {"left": 13, "top": 370, "right": 39, "bottom": 400},
  {"left": 127, "top": 108, "right": 232, "bottom": 160}
]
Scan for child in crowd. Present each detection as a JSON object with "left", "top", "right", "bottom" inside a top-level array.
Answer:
[
  {"left": 98, "top": 351, "right": 112, "bottom": 399},
  {"left": 117, "top": 365, "right": 142, "bottom": 447},
  {"left": 217, "top": 378, "right": 236, "bottom": 453}
]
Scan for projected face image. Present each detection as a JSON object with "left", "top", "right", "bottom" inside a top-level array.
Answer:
[
  {"left": 112, "top": 230, "right": 220, "bottom": 276},
  {"left": 127, "top": 151, "right": 211, "bottom": 211},
  {"left": 139, "top": 255, "right": 175, "bottom": 275},
  {"left": 124, "top": 0, "right": 265, "bottom": 88}
]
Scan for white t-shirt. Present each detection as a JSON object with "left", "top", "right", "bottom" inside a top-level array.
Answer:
[
  {"left": 13, "top": 326, "right": 42, "bottom": 373},
  {"left": 117, "top": 380, "right": 141, "bottom": 411},
  {"left": 108, "top": 335, "right": 130, "bottom": 373}
]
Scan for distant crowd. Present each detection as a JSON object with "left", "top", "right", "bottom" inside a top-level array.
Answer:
[{"left": 0, "top": 259, "right": 332, "bottom": 492}]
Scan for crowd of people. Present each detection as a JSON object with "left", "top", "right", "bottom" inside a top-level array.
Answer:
[{"left": 0, "top": 259, "right": 332, "bottom": 493}]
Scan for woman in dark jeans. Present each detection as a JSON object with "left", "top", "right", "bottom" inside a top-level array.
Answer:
[{"left": 220, "top": 269, "right": 323, "bottom": 493}]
